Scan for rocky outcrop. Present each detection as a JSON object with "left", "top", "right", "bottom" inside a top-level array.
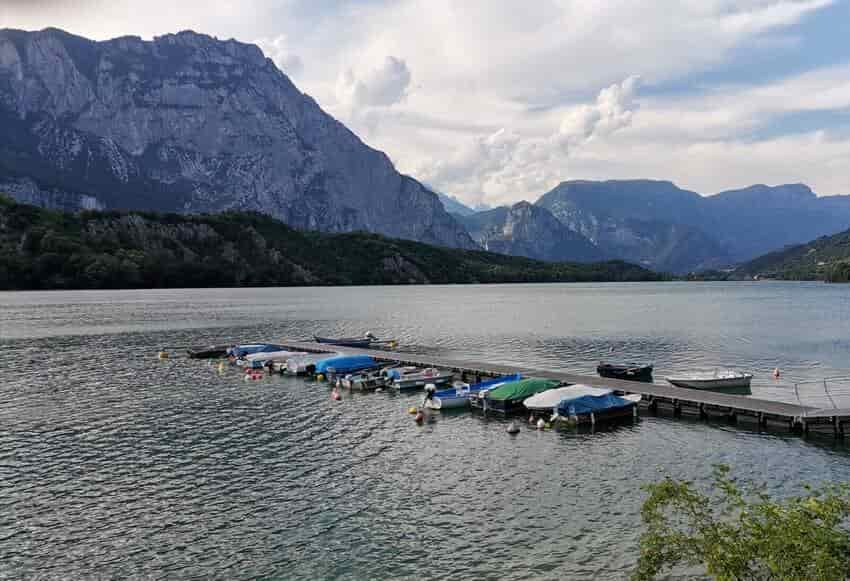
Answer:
[
  {"left": 459, "top": 201, "right": 603, "bottom": 263},
  {"left": 0, "top": 28, "right": 475, "bottom": 249}
]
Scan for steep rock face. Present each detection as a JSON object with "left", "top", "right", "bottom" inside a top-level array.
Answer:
[
  {"left": 459, "top": 201, "right": 603, "bottom": 263},
  {"left": 536, "top": 179, "right": 850, "bottom": 272},
  {"left": 0, "top": 28, "right": 475, "bottom": 249}
]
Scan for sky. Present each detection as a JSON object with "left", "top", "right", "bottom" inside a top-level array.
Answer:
[{"left": 2, "top": 0, "right": 850, "bottom": 207}]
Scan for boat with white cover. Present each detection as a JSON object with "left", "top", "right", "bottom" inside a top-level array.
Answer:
[
  {"left": 665, "top": 370, "right": 753, "bottom": 390},
  {"left": 523, "top": 384, "right": 613, "bottom": 412}
]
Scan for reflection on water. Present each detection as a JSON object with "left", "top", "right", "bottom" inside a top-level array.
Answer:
[{"left": 1, "top": 282, "right": 850, "bottom": 579}]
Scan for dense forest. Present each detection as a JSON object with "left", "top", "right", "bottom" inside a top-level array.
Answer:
[
  {"left": 734, "top": 226, "right": 850, "bottom": 283},
  {"left": 0, "top": 195, "right": 662, "bottom": 290}
]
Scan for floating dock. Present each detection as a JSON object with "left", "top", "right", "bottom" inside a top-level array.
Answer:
[{"left": 277, "top": 340, "right": 850, "bottom": 438}]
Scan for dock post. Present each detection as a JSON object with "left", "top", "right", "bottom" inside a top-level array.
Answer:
[{"left": 698, "top": 403, "right": 706, "bottom": 420}]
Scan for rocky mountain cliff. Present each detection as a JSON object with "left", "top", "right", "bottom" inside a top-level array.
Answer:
[
  {"left": 535, "top": 179, "right": 850, "bottom": 272},
  {"left": 0, "top": 28, "right": 475, "bottom": 249},
  {"left": 459, "top": 201, "right": 603, "bottom": 263}
]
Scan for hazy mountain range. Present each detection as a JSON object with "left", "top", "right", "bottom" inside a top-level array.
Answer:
[{"left": 4, "top": 27, "right": 850, "bottom": 274}]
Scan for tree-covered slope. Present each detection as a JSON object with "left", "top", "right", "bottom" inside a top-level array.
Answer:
[
  {"left": 734, "top": 227, "right": 850, "bottom": 282},
  {"left": 0, "top": 196, "right": 661, "bottom": 289}
]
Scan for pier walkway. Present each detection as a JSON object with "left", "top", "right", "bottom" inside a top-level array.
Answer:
[{"left": 277, "top": 340, "right": 850, "bottom": 437}]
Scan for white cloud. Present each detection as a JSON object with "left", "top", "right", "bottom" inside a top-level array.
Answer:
[
  {"left": 255, "top": 34, "right": 303, "bottom": 76},
  {"left": 335, "top": 56, "right": 412, "bottom": 109}
]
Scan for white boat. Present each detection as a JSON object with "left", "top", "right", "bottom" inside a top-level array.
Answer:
[
  {"left": 242, "top": 350, "right": 308, "bottom": 364},
  {"left": 523, "top": 384, "right": 613, "bottom": 411},
  {"left": 393, "top": 368, "right": 454, "bottom": 390},
  {"left": 340, "top": 370, "right": 386, "bottom": 390},
  {"left": 665, "top": 370, "right": 753, "bottom": 390},
  {"left": 284, "top": 353, "right": 340, "bottom": 375},
  {"left": 424, "top": 374, "right": 523, "bottom": 410}
]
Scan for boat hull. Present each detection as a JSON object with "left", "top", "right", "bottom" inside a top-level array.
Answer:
[
  {"left": 597, "top": 363, "right": 653, "bottom": 382},
  {"left": 425, "top": 395, "right": 468, "bottom": 410},
  {"left": 394, "top": 375, "right": 453, "bottom": 390},
  {"left": 666, "top": 376, "right": 753, "bottom": 390},
  {"left": 187, "top": 345, "right": 230, "bottom": 359}
]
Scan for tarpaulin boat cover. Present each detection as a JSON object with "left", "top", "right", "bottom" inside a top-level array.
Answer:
[
  {"left": 433, "top": 373, "right": 522, "bottom": 398},
  {"left": 229, "top": 344, "right": 284, "bottom": 358},
  {"left": 557, "top": 394, "right": 636, "bottom": 416},
  {"left": 523, "top": 385, "right": 612, "bottom": 410},
  {"left": 315, "top": 355, "right": 376, "bottom": 374},
  {"left": 484, "top": 378, "right": 561, "bottom": 402}
]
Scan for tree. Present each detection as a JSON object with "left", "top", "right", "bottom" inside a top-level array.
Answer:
[{"left": 633, "top": 465, "right": 850, "bottom": 580}]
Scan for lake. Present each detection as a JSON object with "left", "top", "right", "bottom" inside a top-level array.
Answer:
[{"left": 2, "top": 282, "right": 850, "bottom": 579}]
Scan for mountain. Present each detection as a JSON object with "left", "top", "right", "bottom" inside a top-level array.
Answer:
[
  {"left": 536, "top": 180, "right": 729, "bottom": 272},
  {"left": 734, "top": 227, "right": 850, "bottom": 282},
  {"left": 458, "top": 201, "right": 603, "bottom": 263},
  {"left": 0, "top": 195, "right": 661, "bottom": 289},
  {"left": 536, "top": 179, "right": 850, "bottom": 272},
  {"left": 0, "top": 28, "right": 475, "bottom": 249},
  {"left": 436, "top": 192, "right": 478, "bottom": 217}
]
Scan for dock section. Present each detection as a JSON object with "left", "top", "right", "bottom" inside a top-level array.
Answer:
[{"left": 277, "top": 340, "right": 849, "bottom": 438}]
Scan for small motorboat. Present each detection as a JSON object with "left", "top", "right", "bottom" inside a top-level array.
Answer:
[
  {"left": 314, "top": 332, "right": 397, "bottom": 349},
  {"left": 392, "top": 368, "right": 454, "bottom": 390},
  {"left": 665, "top": 370, "right": 753, "bottom": 390},
  {"left": 470, "top": 378, "right": 562, "bottom": 414},
  {"left": 341, "top": 370, "right": 387, "bottom": 390},
  {"left": 187, "top": 345, "right": 230, "bottom": 359},
  {"left": 424, "top": 374, "right": 522, "bottom": 410},
  {"left": 554, "top": 393, "right": 642, "bottom": 425},
  {"left": 597, "top": 362, "right": 653, "bottom": 382},
  {"left": 523, "top": 384, "right": 613, "bottom": 412}
]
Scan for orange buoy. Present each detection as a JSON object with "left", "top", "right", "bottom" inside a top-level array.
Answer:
[
  {"left": 331, "top": 388, "right": 341, "bottom": 401},
  {"left": 414, "top": 411, "right": 425, "bottom": 423}
]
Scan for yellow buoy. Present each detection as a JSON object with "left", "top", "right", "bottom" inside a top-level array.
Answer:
[
  {"left": 217, "top": 361, "right": 225, "bottom": 374},
  {"left": 316, "top": 374, "right": 326, "bottom": 382},
  {"left": 157, "top": 350, "right": 169, "bottom": 360},
  {"left": 408, "top": 406, "right": 418, "bottom": 414}
]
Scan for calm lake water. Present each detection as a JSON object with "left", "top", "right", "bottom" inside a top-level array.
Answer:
[{"left": 2, "top": 282, "right": 850, "bottom": 579}]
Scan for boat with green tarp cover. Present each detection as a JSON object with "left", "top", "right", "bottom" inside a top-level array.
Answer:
[{"left": 470, "top": 378, "right": 562, "bottom": 414}]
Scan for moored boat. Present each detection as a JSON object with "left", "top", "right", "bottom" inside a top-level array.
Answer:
[
  {"left": 341, "top": 370, "right": 387, "bottom": 390},
  {"left": 665, "top": 370, "right": 753, "bottom": 390},
  {"left": 314, "top": 332, "right": 398, "bottom": 348},
  {"left": 240, "top": 350, "right": 309, "bottom": 368},
  {"left": 523, "top": 384, "right": 613, "bottom": 412},
  {"left": 315, "top": 355, "right": 378, "bottom": 378},
  {"left": 597, "top": 362, "right": 653, "bottom": 382},
  {"left": 424, "top": 374, "right": 522, "bottom": 410},
  {"left": 228, "top": 344, "right": 285, "bottom": 359},
  {"left": 283, "top": 353, "right": 339, "bottom": 375},
  {"left": 393, "top": 368, "right": 454, "bottom": 390},
  {"left": 187, "top": 345, "right": 230, "bottom": 359},
  {"left": 471, "top": 378, "right": 562, "bottom": 414},
  {"left": 554, "top": 393, "right": 642, "bottom": 425}
]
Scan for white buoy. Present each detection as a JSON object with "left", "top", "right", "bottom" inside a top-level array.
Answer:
[
  {"left": 506, "top": 421, "right": 520, "bottom": 434},
  {"left": 537, "top": 418, "right": 546, "bottom": 430},
  {"left": 773, "top": 367, "right": 781, "bottom": 379}
]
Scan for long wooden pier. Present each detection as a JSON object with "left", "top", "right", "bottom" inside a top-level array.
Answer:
[{"left": 277, "top": 340, "right": 850, "bottom": 438}]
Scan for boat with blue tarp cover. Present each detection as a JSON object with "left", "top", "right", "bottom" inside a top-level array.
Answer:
[
  {"left": 555, "top": 393, "right": 642, "bottom": 424},
  {"left": 315, "top": 355, "right": 378, "bottom": 376},
  {"left": 228, "top": 344, "right": 285, "bottom": 358},
  {"left": 424, "top": 374, "right": 522, "bottom": 410}
]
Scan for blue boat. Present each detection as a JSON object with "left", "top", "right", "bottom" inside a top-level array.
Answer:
[
  {"left": 424, "top": 374, "right": 522, "bottom": 410},
  {"left": 315, "top": 355, "right": 377, "bottom": 376},
  {"left": 228, "top": 344, "right": 284, "bottom": 358},
  {"left": 555, "top": 393, "right": 642, "bottom": 424}
]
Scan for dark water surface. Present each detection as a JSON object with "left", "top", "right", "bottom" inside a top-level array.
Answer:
[{"left": 2, "top": 282, "right": 850, "bottom": 579}]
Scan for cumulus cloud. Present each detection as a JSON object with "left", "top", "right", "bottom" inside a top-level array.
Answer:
[
  {"left": 417, "top": 77, "right": 641, "bottom": 205},
  {"left": 558, "top": 76, "right": 641, "bottom": 145},
  {"left": 335, "top": 56, "right": 412, "bottom": 109},
  {"left": 255, "top": 34, "right": 303, "bottom": 76}
]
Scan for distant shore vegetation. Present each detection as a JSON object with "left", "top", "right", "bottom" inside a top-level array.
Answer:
[{"left": 0, "top": 195, "right": 663, "bottom": 290}]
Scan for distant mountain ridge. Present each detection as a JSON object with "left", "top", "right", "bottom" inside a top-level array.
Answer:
[
  {"left": 734, "top": 226, "right": 850, "bottom": 282},
  {"left": 458, "top": 201, "right": 603, "bottom": 263},
  {"left": 532, "top": 179, "right": 850, "bottom": 273},
  {"left": 0, "top": 27, "right": 475, "bottom": 249}
]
